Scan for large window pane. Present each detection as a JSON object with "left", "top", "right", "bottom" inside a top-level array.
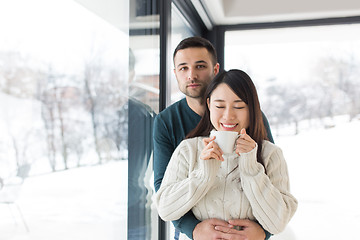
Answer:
[
  {"left": 128, "top": 0, "right": 160, "bottom": 240},
  {"left": 225, "top": 24, "right": 360, "bottom": 239},
  {"left": 0, "top": 0, "right": 129, "bottom": 239}
]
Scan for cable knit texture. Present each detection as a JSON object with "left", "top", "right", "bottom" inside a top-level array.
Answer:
[{"left": 155, "top": 137, "right": 298, "bottom": 234}]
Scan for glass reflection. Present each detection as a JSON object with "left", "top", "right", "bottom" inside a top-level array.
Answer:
[{"left": 128, "top": 0, "right": 160, "bottom": 239}]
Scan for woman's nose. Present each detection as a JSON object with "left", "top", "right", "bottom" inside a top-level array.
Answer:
[{"left": 223, "top": 107, "right": 235, "bottom": 119}]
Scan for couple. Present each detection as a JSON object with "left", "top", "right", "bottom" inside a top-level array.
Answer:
[{"left": 153, "top": 37, "right": 297, "bottom": 240}]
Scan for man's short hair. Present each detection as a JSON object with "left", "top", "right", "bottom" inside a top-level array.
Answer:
[{"left": 173, "top": 36, "right": 218, "bottom": 66}]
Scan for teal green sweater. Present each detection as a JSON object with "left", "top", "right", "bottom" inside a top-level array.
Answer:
[{"left": 153, "top": 98, "right": 273, "bottom": 239}]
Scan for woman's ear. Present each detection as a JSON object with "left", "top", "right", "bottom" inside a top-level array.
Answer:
[{"left": 207, "top": 97, "right": 210, "bottom": 109}]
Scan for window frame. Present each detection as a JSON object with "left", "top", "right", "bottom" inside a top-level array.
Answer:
[{"left": 208, "top": 16, "right": 360, "bottom": 70}]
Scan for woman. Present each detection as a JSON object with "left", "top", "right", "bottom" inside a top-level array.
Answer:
[{"left": 155, "top": 69, "right": 297, "bottom": 235}]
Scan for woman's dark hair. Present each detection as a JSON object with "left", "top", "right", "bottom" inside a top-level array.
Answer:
[
  {"left": 173, "top": 36, "right": 218, "bottom": 66},
  {"left": 187, "top": 69, "right": 268, "bottom": 168}
]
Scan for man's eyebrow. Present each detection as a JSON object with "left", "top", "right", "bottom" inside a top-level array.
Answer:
[
  {"left": 195, "top": 60, "right": 208, "bottom": 64},
  {"left": 176, "top": 62, "right": 187, "bottom": 68},
  {"left": 176, "top": 60, "right": 208, "bottom": 68}
]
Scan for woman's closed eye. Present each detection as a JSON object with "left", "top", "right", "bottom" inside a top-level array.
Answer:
[{"left": 215, "top": 106, "right": 245, "bottom": 109}]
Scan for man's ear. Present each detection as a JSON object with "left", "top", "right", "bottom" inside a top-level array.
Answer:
[{"left": 213, "top": 63, "right": 220, "bottom": 75}]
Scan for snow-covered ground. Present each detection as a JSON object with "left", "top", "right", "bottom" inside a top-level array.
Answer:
[
  {"left": 0, "top": 161, "right": 128, "bottom": 240},
  {"left": 1, "top": 118, "right": 360, "bottom": 240},
  {"left": 274, "top": 117, "right": 360, "bottom": 240}
]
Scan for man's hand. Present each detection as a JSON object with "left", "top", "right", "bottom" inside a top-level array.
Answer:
[
  {"left": 214, "top": 219, "right": 266, "bottom": 240},
  {"left": 193, "top": 218, "right": 232, "bottom": 240},
  {"left": 193, "top": 218, "right": 266, "bottom": 240}
]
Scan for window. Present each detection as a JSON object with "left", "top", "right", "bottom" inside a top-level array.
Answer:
[
  {"left": 0, "top": 0, "right": 129, "bottom": 239},
  {"left": 225, "top": 24, "right": 360, "bottom": 239}
]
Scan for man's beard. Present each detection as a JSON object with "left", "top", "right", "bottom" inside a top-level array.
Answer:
[{"left": 182, "top": 83, "right": 207, "bottom": 99}]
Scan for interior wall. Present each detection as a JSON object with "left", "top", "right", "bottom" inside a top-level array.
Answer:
[{"left": 74, "top": 0, "right": 129, "bottom": 32}]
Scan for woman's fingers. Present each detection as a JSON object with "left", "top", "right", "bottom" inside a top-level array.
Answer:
[
  {"left": 201, "top": 149, "right": 223, "bottom": 161},
  {"left": 203, "top": 136, "right": 215, "bottom": 146},
  {"left": 235, "top": 128, "right": 256, "bottom": 154},
  {"left": 201, "top": 137, "right": 224, "bottom": 161}
]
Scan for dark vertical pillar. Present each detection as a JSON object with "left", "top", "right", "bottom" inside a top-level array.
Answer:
[
  {"left": 159, "top": 0, "right": 172, "bottom": 112},
  {"left": 207, "top": 25, "right": 225, "bottom": 71},
  {"left": 158, "top": 1, "right": 172, "bottom": 239}
]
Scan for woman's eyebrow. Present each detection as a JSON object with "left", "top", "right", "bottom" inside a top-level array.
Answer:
[{"left": 213, "top": 99, "right": 243, "bottom": 102}]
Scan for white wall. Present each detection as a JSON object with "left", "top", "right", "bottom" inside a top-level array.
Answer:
[{"left": 74, "top": 0, "right": 129, "bottom": 32}]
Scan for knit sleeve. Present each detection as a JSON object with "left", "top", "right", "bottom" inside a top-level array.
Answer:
[
  {"left": 238, "top": 142, "right": 298, "bottom": 234},
  {"left": 155, "top": 138, "right": 221, "bottom": 221}
]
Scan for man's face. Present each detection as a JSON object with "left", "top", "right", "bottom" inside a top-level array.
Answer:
[{"left": 173, "top": 47, "right": 219, "bottom": 99}]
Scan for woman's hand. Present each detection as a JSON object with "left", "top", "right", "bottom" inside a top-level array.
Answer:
[
  {"left": 200, "top": 136, "right": 224, "bottom": 161},
  {"left": 235, "top": 128, "right": 256, "bottom": 155}
]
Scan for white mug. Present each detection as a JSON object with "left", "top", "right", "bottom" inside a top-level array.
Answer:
[{"left": 210, "top": 130, "right": 240, "bottom": 154}]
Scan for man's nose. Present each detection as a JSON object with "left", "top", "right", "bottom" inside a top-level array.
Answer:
[{"left": 188, "top": 68, "right": 198, "bottom": 80}]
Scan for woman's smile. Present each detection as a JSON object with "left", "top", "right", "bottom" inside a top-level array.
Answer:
[{"left": 221, "top": 123, "right": 238, "bottom": 130}]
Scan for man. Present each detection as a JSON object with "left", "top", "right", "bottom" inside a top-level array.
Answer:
[{"left": 153, "top": 37, "right": 273, "bottom": 240}]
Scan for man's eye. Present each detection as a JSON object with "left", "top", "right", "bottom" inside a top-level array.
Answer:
[
  {"left": 179, "top": 67, "right": 187, "bottom": 71},
  {"left": 196, "top": 65, "right": 205, "bottom": 69}
]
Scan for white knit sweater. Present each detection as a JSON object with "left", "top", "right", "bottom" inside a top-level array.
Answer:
[{"left": 155, "top": 137, "right": 297, "bottom": 234}]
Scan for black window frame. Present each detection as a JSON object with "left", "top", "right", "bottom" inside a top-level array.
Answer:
[{"left": 208, "top": 15, "right": 360, "bottom": 70}]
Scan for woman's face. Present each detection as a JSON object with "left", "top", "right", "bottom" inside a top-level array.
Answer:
[{"left": 207, "top": 83, "right": 249, "bottom": 133}]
